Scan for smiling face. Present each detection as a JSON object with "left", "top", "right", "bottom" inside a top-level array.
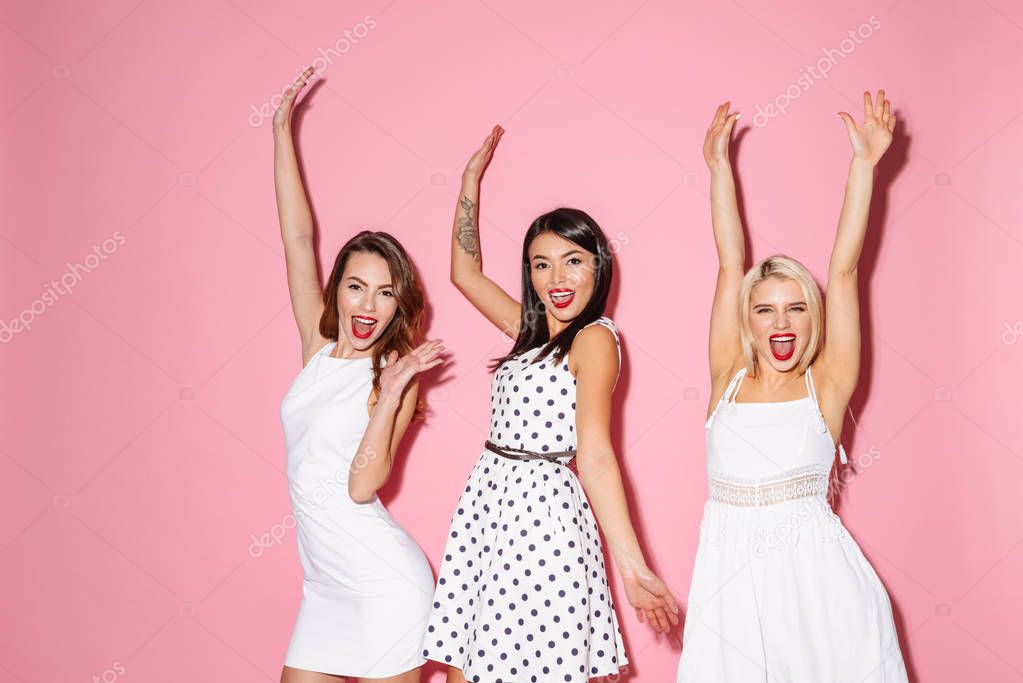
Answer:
[
  {"left": 748, "top": 276, "right": 811, "bottom": 372},
  {"left": 528, "top": 231, "right": 597, "bottom": 326},
  {"left": 336, "top": 250, "right": 399, "bottom": 351}
]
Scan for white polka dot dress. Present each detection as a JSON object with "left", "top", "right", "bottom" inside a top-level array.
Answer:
[{"left": 422, "top": 317, "right": 628, "bottom": 682}]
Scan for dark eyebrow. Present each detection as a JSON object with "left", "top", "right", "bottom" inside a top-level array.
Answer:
[
  {"left": 345, "top": 276, "right": 393, "bottom": 288},
  {"left": 531, "top": 249, "right": 584, "bottom": 261}
]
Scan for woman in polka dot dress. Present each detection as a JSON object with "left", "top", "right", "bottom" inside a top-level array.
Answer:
[{"left": 423, "top": 125, "right": 679, "bottom": 683}]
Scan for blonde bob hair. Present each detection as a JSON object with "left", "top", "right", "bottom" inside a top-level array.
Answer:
[{"left": 739, "top": 255, "right": 823, "bottom": 378}]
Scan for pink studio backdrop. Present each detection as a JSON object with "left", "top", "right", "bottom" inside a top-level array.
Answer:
[{"left": 2, "top": 0, "right": 1021, "bottom": 681}]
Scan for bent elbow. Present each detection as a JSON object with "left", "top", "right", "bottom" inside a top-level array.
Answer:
[
  {"left": 347, "top": 480, "right": 376, "bottom": 504},
  {"left": 575, "top": 446, "right": 616, "bottom": 476},
  {"left": 451, "top": 269, "right": 471, "bottom": 291},
  {"left": 829, "top": 265, "right": 859, "bottom": 280}
]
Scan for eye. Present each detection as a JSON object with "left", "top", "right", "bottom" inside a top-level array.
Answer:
[
  {"left": 790, "top": 305, "right": 806, "bottom": 312},
  {"left": 534, "top": 262, "right": 549, "bottom": 270},
  {"left": 380, "top": 290, "right": 395, "bottom": 297},
  {"left": 567, "top": 257, "right": 583, "bottom": 266},
  {"left": 347, "top": 283, "right": 362, "bottom": 291}
]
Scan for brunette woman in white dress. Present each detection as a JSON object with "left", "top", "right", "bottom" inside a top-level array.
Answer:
[
  {"left": 675, "top": 92, "right": 908, "bottom": 681},
  {"left": 422, "top": 126, "right": 679, "bottom": 683},
  {"left": 274, "top": 66, "right": 443, "bottom": 683}
]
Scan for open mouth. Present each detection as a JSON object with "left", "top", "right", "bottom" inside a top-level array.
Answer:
[
  {"left": 549, "top": 288, "right": 575, "bottom": 309},
  {"left": 769, "top": 333, "right": 796, "bottom": 361},
  {"left": 351, "top": 315, "right": 378, "bottom": 339}
]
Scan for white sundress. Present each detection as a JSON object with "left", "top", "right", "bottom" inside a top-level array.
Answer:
[
  {"left": 279, "top": 340, "right": 434, "bottom": 678},
  {"left": 676, "top": 363, "right": 908, "bottom": 682},
  {"left": 422, "top": 316, "right": 629, "bottom": 682}
]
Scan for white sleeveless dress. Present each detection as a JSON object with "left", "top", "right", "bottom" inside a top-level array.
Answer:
[
  {"left": 422, "top": 317, "right": 629, "bottom": 683},
  {"left": 676, "top": 364, "right": 908, "bottom": 682},
  {"left": 280, "top": 340, "right": 434, "bottom": 677}
]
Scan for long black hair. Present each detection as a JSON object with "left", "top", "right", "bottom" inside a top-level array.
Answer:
[{"left": 488, "top": 208, "right": 613, "bottom": 371}]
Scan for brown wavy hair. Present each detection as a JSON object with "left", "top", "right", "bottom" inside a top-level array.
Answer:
[{"left": 319, "top": 230, "right": 427, "bottom": 419}]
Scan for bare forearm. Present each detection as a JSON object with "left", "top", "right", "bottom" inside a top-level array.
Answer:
[
  {"left": 347, "top": 391, "right": 402, "bottom": 502},
  {"left": 708, "top": 161, "right": 745, "bottom": 268},
  {"left": 576, "top": 448, "right": 648, "bottom": 578},
  {"left": 273, "top": 129, "right": 314, "bottom": 243},
  {"left": 831, "top": 157, "right": 874, "bottom": 274},
  {"left": 451, "top": 175, "right": 483, "bottom": 284}
]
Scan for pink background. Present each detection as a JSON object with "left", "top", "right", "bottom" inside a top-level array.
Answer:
[{"left": 2, "top": 0, "right": 1021, "bottom": 681}]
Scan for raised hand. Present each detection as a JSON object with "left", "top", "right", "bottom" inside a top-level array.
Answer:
[
  {"left": 623, "top": 566, "right": 681, "bottom": 634},
  {"left": 838, "top": 89, "right": 896, "bottom": 166},
  {"left": 273, "top": 66, "right": 317, "bottom": 133},
  {"left": 703, "top": 101, "right": 741, "bottom": 170},
  {"left": 463, "top": 124, "right": 504, "bottom": 181},
  {"left": 379, "top": 339, "right": 446, "bottom": 398}
]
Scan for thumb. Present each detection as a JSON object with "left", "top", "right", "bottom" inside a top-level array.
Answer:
[
  {"left": 837, "top": 112, "right": 857, "bottom": 136},
  {"left": 388, "top": 350, "right": 398, "bottom": 365}
]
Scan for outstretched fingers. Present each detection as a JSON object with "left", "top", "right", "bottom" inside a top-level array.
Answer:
[{"left": 862, "top": 90, "right": 874, "bottom": 121}]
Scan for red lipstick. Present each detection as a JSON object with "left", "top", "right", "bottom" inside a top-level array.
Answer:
[
  {"left": 549, "top": 288, "right": 575, "bottom": 309},
  {"left": 769, "top": 333, "right": 796, "bottom": 361},
  {"left": 351, "top": 315, "right": 377, "bottom": 339}
]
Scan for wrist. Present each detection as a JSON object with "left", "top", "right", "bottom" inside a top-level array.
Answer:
[
  {"left": 612, "top": 550, "right": 648, "bottom": 579},
  {"left": 850, "top": 155, "right": 876, "bottom": 171},
  {"left": 375, "top": 387, "right": 403, "bottom": 408},
  {"left": 707, "top": 158, "right": 732, "bottom": 175}
]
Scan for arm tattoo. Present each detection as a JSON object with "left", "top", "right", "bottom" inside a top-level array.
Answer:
[{"left": 456, "top": 195, "right": 481, "bottom": 261}]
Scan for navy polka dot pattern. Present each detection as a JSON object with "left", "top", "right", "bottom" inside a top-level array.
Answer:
[{"left": 422, "top": 317, "right": 628, "bottom": 682}]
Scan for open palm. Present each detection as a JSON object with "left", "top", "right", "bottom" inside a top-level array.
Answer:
[
  {"left": 379, "top": 339, "right": 445, "bottom": 397},
  {"left": 838, "top": 89, "right": 896, "bottom": 166},
  {"left": 272, "top": 66, "right": 316, "bottom": 133},
  {"left": 463, "top": 125, "right": 504, "bottom": 180},
  {"left": 703, "top": 101, "right": 740, "bottom": 169}
]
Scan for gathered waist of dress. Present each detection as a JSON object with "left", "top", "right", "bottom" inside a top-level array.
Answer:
[{"left": 707, "top": 465, "right": 832, "bottom": 507}]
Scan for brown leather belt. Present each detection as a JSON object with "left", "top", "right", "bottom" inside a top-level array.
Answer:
[{"left": 484, "top": 439, "right": 576, "bottom": 467}]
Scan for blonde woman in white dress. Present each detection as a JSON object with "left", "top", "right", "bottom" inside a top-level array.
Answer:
[
  {"left": 676, "top": 91, "right": 909, "bottom": 681},
  {"left": 274, "top": 66, "right": 443, "bottom": 683}
]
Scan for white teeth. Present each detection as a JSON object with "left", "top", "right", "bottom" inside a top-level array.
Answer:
[
  {"left": 353, "top": 316, "right": 376, "bottom": 324},
  {"left": 550, "top": 291, "right": 574, "bottom": 300},
  {"left": 771, "top": 336, "right": 795, "bottom": 343}
]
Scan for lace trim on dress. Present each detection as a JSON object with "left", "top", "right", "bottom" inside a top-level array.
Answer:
[{"left": 707, "top": 463, "right": 831, "bottom": 507}]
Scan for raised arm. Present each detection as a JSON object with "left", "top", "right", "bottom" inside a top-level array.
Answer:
[
  {"left": 272, "top": 66, "right": 328, "bottom": 365},
  {"left": 450, "top": 126, "right": 522, "bottom": 338},
  {"left": 703, "top": 103, "right": 746, "bottom": 392},
  {"left": 818, "top": 90, "right": 896, "bottom": 400},
  {"left": 570, "top": 325, "right": 680, "bottom": 634},
  {"left": 348, "top": 341, "right": 445, "bottom": 503}
]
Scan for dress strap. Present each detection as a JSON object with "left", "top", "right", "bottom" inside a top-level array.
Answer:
[
  {"left": 705, "top": 366, "right": 747, "bottom": 429},
  {"left": 806, "top": 365, "right": 848, "bottom": 465},
  {"left": 726, "top": 366, "right": 748, "bottom": 404}
]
